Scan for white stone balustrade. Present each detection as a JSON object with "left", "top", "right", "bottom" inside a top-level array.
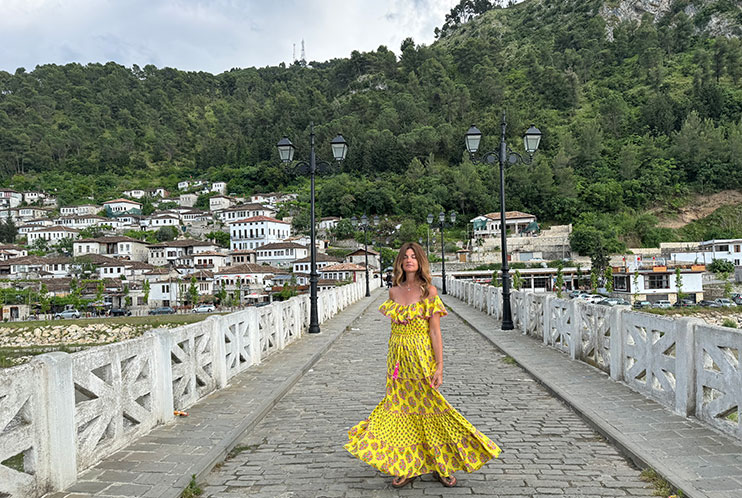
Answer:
[
  {"left": 0, "top": 278, "right": 379, "bottom": 498},
  {"left": 435, "top": 276, "right": 742, "bottom": 443}
]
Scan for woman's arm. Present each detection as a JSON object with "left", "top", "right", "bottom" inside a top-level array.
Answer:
[{"left": 428, "top": 286, "right": 443, "bottom": 389}]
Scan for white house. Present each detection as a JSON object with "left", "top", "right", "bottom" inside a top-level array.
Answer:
[
  {"left": 612, "top": 265, "right": 705, "bottom": 304},
  {"left": 22, "top": 191, "right": 46, "bottom": 204},
  {"left": 345, "top": 248, "right": 380, "bottom": 269},
  {"left": 472, "top": 211, "right": 538, "bottom": 238},
  {"left": 211, "top": 182, "right": 227, "bottom": 194},
  {"left": 178, "top": 181, "right": 190, "bottom": 191},
  {"left": 103, "top": 198, "right": 142, "bottom": 215},
  {"left": 214, "top": 263, "right": 286, "bottom": 303},
  {"left": 193, "top": 251, "right": 228, "bottom": 271},
  {"left": 17, "top": 207, "right": 51, "bottom": 221},
  {"left": 144, "top": 213, "right": 180, "bottom": 228},
  {"left": 209, "top": 195, "right": 235, "bottom": 212},
  {"left": 179, "top": 193, "right": 198, "bottom": 208},
  {"left": 27, "top": 226, "right": 79, "bottom": 244},
  {"left": 73, "top": 236, "right": 150, "bottom": 261},
  {"left": 254, "top": 242, "right": 308, "bottom": 268},
  {"left": 150, "top": 187, "right": 169, "bottom": 198},
  {"left": 123, "top": 189, "right": 147, "bottom": 199},
  {"left": 318, "top": 217, "right": 341, "bottom": 232},
  {"left": 670, "top": 239, "right": 742, "bottom": 267},
  {"left": 147, "top": 239, "right": 220, "bottom": 267},
  {"left": 228, "top": 215, "right": 291, "bottom": 251},
  {"left": 0, "top": 190, "right": 23, "bottom": 208},
  {"left": 217, "top": 203, "right": 275, "bottom": 222},
  {"left": 228, "top": 249, "right": 256, "bottom": 266},
  {"left": 319, "top": 262, "right": 367, "bottom": 282},
  {"left": 60, "top": 205, "right": 100, "bottom": 217},
  {"left": 292, "top": 253, "right": 340, "bottom": 274},
  {"left": 55, "top": 215, "right": 112, "bottom": 230}
]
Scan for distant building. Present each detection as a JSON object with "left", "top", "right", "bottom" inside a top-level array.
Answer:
[
  {"left": 228, "top": 249, "right": 256, "bottom": 266},
  {"left": 123, "top": 189, "right": 147, "bottom": 199},
  {"left": 146, "top": 239, "right": 219, "bottom": 267},
  {"left": 217, "top": 203, "right": 276, "bottom": 223},
  {"left": 228, "top": 215, "right": 291, "bottom": 251},
  {"left": 103, "top": 198, "right": 142, "bottom": 216},
  {"left": 209, "top": 195, "right": 235, "bottom": 212},
  {"left": 254, "top": 242, "right": 308, "bottom": 268},
  {"left": 178, "top": 193, "right": 198, "bottom": 208},
  {"left": 670, "top": 239, "right": 742, "bottom": 267},
  {"left": 471, "top": 211, "right": 537, "bottom": 238},
  {"left": 345, "top": 248, "right": 380, "bottom": 269},
  {"left": 211, "top": 182, "right": 227, "bottom": 194},
  {"left": 612, "top": 264, "right": 705, "bottom": 304},
  {"left": 319, "top": 216, "right": 341, "bottom": 232},
  {"left": 292, "top": 252, "right": 340, "bottom": 274},
  {"left": 0, "top": 189, "right": 23, "bottom": 208},
  {"left": 73, "top": 236, "right": 150, "bottom": 261},
  {"left": 319, "top": 262, "right": 367, "bottom": 282},
  {"left": 178, "top": 181, "right": 190, "bottom": 190},
  {"left": 26, "top": 226, "right": 79, "bottom": 244}
]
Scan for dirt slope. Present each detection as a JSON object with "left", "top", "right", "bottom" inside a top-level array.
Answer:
[{"left": 655, "top": 190, "right": 742, "bottom": 229}]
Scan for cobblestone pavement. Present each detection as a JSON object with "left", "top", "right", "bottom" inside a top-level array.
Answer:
[{"left": 203, "top": 294, "right": 656, "bottom": 498}]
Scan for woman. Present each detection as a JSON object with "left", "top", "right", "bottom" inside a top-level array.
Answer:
[{"left": 344, "top": 242, "right": 501, "bottom": 488}]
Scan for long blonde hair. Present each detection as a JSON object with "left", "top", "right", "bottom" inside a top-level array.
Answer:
[{"left": 392, "top": 242, "right": 432, "bottom": 298}]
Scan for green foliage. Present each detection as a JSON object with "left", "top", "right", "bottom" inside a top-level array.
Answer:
[
  {"left": 604, "top": 266, "right": 613, "bottom": 293},
  {"left": 0, "top": 3, "right": 740, "bottom": 249},
  {"left": 512, "top": 270, "right": 523, "bottom": 290},
  {"left": 633, "top": 269, "right": 640, "bottom": 301},
  {"left": 205, "top": 231, "right": 230, "bottom": 248},
  {"left": 188, "top": 276, "right": 198, "bottom": 305},
  {"left": 675, "top": 266, "right": 684, "bottom": 300},
  {"left": 709, "top": 259, "right": 735, "bottom": 275},
  {"left": 155, "top": 226, "right": 179, "bottom": 242},
  {"left": 555, "top": 264, "right": 565, "bottom": 298},
  {"left": 590, "top": 268, "right": 599, "bottom": 293},
  {"left": 722, "top": 318, "right": 738, "bottom": 328},
  {"left": 143, "top": 279, "right": 150, "bottom": 304},
  {"left": 0, "top": 219, "right": 18, "bottom": 243},
  {"left": 180, "top": 474, "right": 203, "bottom": 498}
]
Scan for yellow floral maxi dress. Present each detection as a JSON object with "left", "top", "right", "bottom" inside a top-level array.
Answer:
[{"left": 344, "top": 295, "right": 501, "bottom": 478}]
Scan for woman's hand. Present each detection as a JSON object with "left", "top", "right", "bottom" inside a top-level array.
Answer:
[{"left": 430, "top": 368, "right": 443, "bottom": 389}]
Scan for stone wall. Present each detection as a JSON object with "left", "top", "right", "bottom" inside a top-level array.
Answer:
[{"left": 0, "top": 277, "right": 380, "bottom": 498}]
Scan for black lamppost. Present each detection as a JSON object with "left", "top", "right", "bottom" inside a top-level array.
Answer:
[
  {"left": 427, "top": 210, "right": 456, "bottom": 294},
  {"left": 465, "top": 114, "right": 542, "bottom": 330},
  {"left": 351, "top": 214, "right": 379, "bottom": 297},
  {"left": 277, "top": 124, "right": 348, "bottom": 334}
]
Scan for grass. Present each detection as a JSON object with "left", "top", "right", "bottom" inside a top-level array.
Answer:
[
  {"left": 639, "top": 468, "right": 684, "bottom": 497},
  {"left": 180, "top": 475, "right": 202, "bottom": 498},
  {"left": 643, "top": 306, "right": 741, "bottom": 317},
  {"left": 503, "top": 355, "right": 517, "bottom": 365},
  {"left": 1, "top": 453, "right": 24, "bottom": 472}
]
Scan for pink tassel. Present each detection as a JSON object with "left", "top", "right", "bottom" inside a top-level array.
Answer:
[{"left": 392, "top": 362, "right": 399, "bottom": 380}]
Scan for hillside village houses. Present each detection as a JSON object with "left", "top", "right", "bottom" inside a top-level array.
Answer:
[
  {"left": 0, "top": 183, "right": 384, "bottom": 317},
  {"left": 471, "top": 211, "right": 538, "bottom": 238}
]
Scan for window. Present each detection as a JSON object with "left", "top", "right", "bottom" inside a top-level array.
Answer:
[
  {"left": 719, "top": 245, "right": 730, "bottom": 252},
  {"left": 163, "top": 285, "right": 170, "bottom": 293},
  {"left": 614, "top": 275, "right": 628, "bottom": 291},
  {"left": 646, "top": 274, "right": 670, "bottom": 289},
  {"left": 736, "top": 245, "right": 741, "bottom": 253}
]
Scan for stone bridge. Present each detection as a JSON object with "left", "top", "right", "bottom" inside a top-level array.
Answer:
[{"left": 2, "top": 276, "right": 742, "bottom": 497}]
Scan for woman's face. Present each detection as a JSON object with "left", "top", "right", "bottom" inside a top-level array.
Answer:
[{"left": 402, "top": 248, "right": 418, "bottom": 273}]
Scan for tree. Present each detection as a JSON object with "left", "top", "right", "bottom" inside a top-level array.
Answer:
[
  {"left": 206, "top": 231, "right": 230, "bottom": 248},
  {"left": 216, "top": 281, "right": 227, "bottom": 304},
  {"left": 54, "top": 237, "right": 74, "bottom": 256},
  {"left": 143, "top": 279, "right": 151, "bottom": 305},
  {"left": 675, "top": 266, "right": 684, "bottom": 301},
  {"left": 604, "top": 266, "right": 613, "bottom": 294},
  {"left": 709, "top": 259, "right": 734, "bottom": 275},
  {"left": 156, "top": 226, "right": 178, "bottom": 242},
  {"left": 633, "top": 269, "right": 640, "bottom": 302},
  {"left": 513, "top": 270, "right": 523, "bottom": 290},
  {"left": 590, "top": 268, "right": 599, "bottom": 293},
  {"left": 555, "top": 264, "right": 564, "bottom": 298},
  {"left": 188, "top": 276, "right": 199, "bottom": 305},
  {"left": 0, "top": 218, "right": 18, "bottom": 243}
]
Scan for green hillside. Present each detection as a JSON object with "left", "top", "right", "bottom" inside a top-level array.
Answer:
[{"left": 1, "top": 0, "right": 741, "bottom": 251}]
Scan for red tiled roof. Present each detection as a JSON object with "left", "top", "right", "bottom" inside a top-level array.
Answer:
[{"left": 229, "top": 215, "right": 289, "bottom": 224}]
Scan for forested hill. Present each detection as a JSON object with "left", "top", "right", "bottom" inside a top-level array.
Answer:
[{"left": 1, "top": 0, "right": 742, "bottom": 247}]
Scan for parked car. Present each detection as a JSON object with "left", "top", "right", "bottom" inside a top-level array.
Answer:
[
  {"left": 192, "top": 304, "right": 216, "bottom": 313},
  {"left": 148, "top": 306, "right": 176, "bottom": 315},
  {"left": 586, "top": 295, "right": 606, "bottom": 304},
  {"left": 54, "top": 309, "right": 81, "bottom": 319},
  {"left": 109, "top": 308, "right": 132, "bottom": 316},
  {"left": 673, "top": 299, "right": 695, "bottom": 308},
  {"left": 734, "top": 296, "right": 742, "bottom": 306},
  {"left": 652, "top": 300, "right": 672, "bottom": 309},
  {"left": 698, "top": 300, "right": 721, "bottom": 308},
  {"left": 715, "top": 298, "right": 736, "bottom": 308},
  {"left": 633, "top": 300, "right": 652, "bottom": 309}
]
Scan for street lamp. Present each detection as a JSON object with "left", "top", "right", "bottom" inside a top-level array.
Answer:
[
  {"left": 465, "top": 115, "right": 541, "bottom": 330},
  {"left": 277, "top": 123, "right": 348, "bottom": 334},
  {"left": 351, "top": 214, "right": 379, "bottom": 297},
  {"left": 427, "top": 210, "right": 456, "bottom": 294}
]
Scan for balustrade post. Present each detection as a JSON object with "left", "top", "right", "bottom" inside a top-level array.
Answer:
[
  {"left": 143, "top": 329, "right": 176, "bottom": 422},
  {"left": 36, "top": 352, "right": 77, "bottom": 490},
  {"left": 675, "top": 317, "right": 701, "bottom": 416},
  {"left": 247, "top": 307, "right": 261, "bottom": 366},
  {"left": 275, "top": 303, "right": 286, "bottom": 350},
  {"left": 543, "top": 295, "right": 554, "bottom": 346},
  {"left": 207, "top": 316, "right": 228, "bottom": 389},
  {"left": 568, "top": 299, "right": 579, "bottom": 360},
  {"left": 609, "top": 307, "right": 624, "bottom": 381}
]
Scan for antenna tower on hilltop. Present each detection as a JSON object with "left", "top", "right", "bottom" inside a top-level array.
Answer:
[{"left": 300, "top": 39, "right": 306, "bottom": 66}]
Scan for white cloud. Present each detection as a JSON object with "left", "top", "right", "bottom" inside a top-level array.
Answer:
[{"left": 0, "top": 0, "right": 455, "bottom": 74}]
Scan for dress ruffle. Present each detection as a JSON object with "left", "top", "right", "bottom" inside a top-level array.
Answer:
[{"left": 378, "top": 295, "right": 448, "bottom": 324}]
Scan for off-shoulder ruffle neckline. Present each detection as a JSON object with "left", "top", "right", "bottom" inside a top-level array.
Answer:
[
  {"left": 379, "top": 295, "right": 447, "bottom": 324},
  {"left": 385, "top": 296, "right": 437, "bottom": 308}
]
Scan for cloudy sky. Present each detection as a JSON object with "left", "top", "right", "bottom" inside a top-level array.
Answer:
[{"left": 0, "top": 0, "right": 456, "bottom": 74}]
